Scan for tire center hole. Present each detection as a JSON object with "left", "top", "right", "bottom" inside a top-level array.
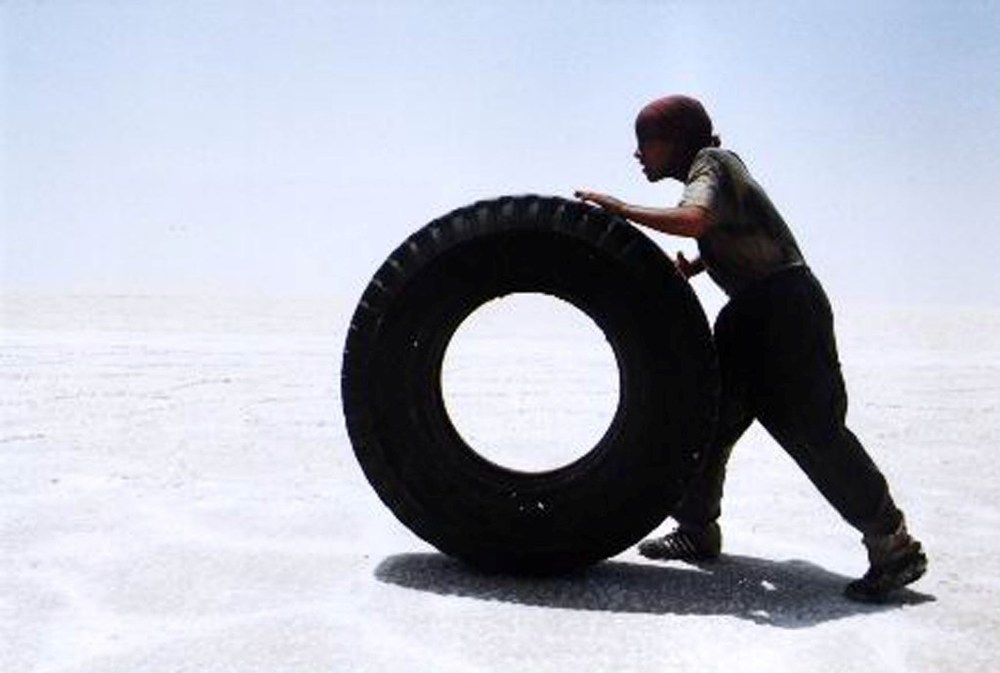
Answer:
[{"left": 441, "top": 293, "right": 620, "bottom": 473}]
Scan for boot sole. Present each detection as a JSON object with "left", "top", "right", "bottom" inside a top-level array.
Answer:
[
  {"left": 844, "top": 551, "right": 928, "bottom": 603},
  {"left": 637, "top": 540, "right": 721, "bottom": 563}
]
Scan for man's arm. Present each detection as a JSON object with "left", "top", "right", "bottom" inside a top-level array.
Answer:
[{"left": 574, "top": 190, "right": 714, "bottom": 239}]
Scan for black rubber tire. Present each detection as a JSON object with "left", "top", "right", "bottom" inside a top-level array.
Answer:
[{"left": 342, "top": 195, "right": 718, "bottom": 574}]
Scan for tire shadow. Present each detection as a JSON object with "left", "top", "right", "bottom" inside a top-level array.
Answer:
[{"left": 374, "top": 552, "right": 934, "bottom": 629}]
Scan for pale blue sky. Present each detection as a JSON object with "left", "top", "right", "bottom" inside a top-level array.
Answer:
[{"left": 3, "top": 1, "right": 999, "bottom": 306}]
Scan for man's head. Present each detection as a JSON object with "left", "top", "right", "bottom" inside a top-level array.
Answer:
[{"left": 633, "top": 95, "right": 718, "bottom": 182}]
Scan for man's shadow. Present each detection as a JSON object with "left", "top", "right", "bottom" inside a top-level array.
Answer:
[{"left": 375, "top": 552, "right": 934, "bottom": 629}]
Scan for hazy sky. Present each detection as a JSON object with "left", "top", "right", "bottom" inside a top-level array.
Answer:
[{"left": 3, "top": 1, "right": 999, "bottom": 306}]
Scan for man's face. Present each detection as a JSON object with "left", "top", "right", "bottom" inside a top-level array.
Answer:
[{"left": 634, "top": 134, "right": 686, "bottom": 182}]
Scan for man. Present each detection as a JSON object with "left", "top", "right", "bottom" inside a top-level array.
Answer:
[{"left": 575, "top": 95, "right": 926, "bottom": 602}]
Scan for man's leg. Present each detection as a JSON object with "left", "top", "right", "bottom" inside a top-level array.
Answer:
[
  {"left": 639, "top": 301, "right": 754, "bottom": 561},
  {"left": 752, "top": 270, "right": 925, "bottom": 599},
  {"left": 753, "top": 271, "right": 901, "bottom": 535},
  {"left": 670, "top": 394, "right": 754, "bottom": 529}
]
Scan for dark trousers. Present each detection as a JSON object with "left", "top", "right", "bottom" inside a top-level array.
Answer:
[{"left": 674, "top": 266, "right": 903, "bottom": 537}]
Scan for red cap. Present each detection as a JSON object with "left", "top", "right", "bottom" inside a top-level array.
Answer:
[{"left": 635, "top": 95, "right": 715, "bottom": 146}]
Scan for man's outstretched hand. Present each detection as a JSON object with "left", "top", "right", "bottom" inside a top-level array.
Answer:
[
  {"left": 575, "top": 190, "right": 627, "bottom": 217},
  {"left": 674, "top": 251, "right": 704, "bottom": 279}
]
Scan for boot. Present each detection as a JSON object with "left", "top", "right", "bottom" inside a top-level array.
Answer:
[
  {"left": 844, "top": 518, "right": 927, "bottom": 602},
  {"left": 638, "top": 522, "right": 722, "bottom": 562}
]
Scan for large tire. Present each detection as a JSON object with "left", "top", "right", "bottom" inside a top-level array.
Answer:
[{"left": 342, "top": 195, "right": 718, "bottom": 574}]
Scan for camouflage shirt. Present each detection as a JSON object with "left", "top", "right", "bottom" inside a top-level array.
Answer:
[{"left": 680, "top": 148, "right": 805, "bottom": 297}]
